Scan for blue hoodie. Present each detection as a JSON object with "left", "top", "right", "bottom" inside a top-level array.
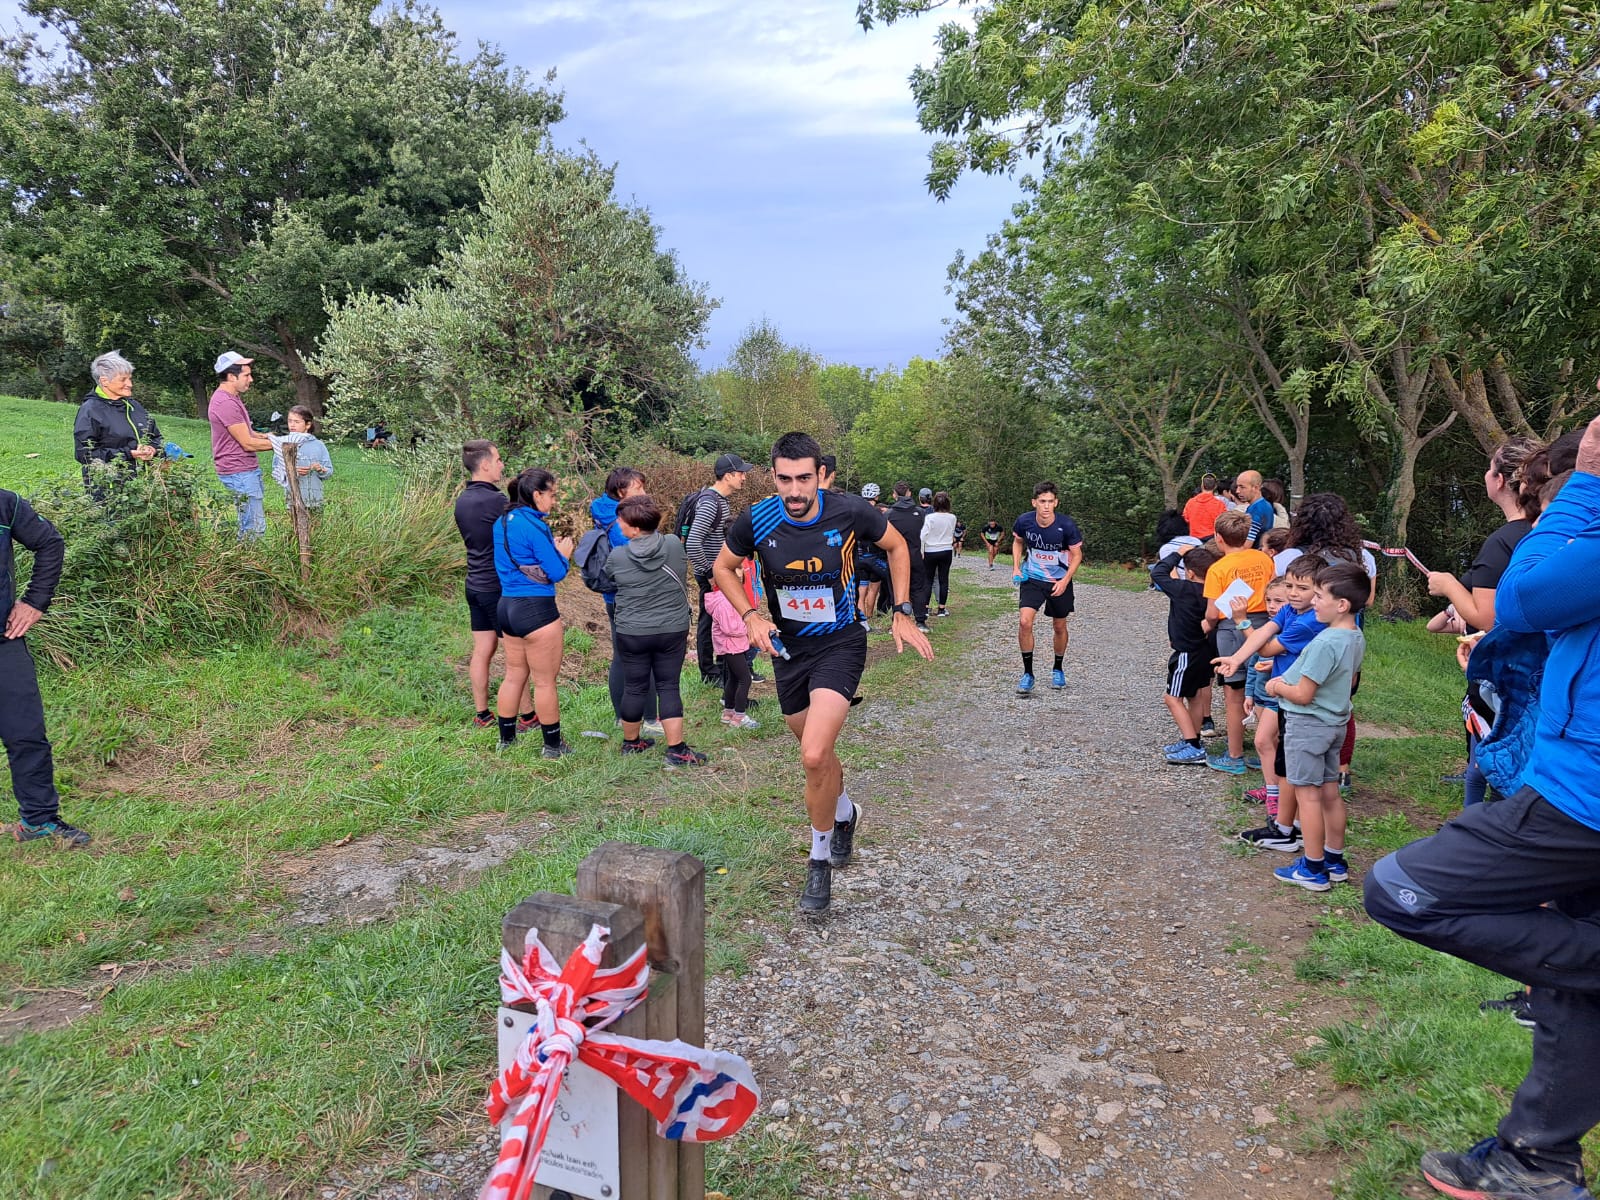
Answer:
[
  {"left": 588, "top": 494, "right": 630, "bottom": 606},
  {"left": 1496, "top": 470, "right": 1600, "bottom": 831}
]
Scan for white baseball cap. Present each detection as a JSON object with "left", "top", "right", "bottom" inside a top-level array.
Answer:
[{"left": 214, "top": 350, "right": 254, "bottom": 373}]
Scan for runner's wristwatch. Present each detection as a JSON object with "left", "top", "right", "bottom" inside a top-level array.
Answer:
[{"left": 893, "top": 602, "right": 914, "bottom": 617}]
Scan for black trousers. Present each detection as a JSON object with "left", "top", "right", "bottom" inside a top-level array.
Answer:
[
  {"left": 694, "top": 574, "right": 719, "bottom": 680},
  {"left": 606, "top": 608, "right": 657, "bottom": 723},
  {"left": 908, "top": 553, "right": 930, "bottom": 623},
  {"left": 1364, "top": 785, "right": 1600, "bottom": 1181},
  {"left": 924, "top": 549, "right": 953, "bottom": 606},
  {"left": 614, "top": 630, "right": 687, "bottom": 723},
  {"left": 1, "top": 637, "right": 62, "bottom": 826}
]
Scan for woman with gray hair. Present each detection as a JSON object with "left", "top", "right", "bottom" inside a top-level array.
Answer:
[{"left": 73, "top": 350, "right": 162, "bottom": 498}]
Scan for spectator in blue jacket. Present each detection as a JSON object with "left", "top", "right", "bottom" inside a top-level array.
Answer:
[
  {"left": 589, "top": 466, "right": 659, "bottom": 733},
  {"left": 1365, "top": 408, "right": 1600, "bottom": 1200},
  {"left": 492, "top": 467, "right": 574, "bottom": 758}
]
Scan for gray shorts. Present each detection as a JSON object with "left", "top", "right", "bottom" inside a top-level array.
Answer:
[
  {"left": 1282, "top": 713, "right": 1345, "bottom": 786},
  {"left": 1214, "top": 613, "right": 1269, "bottom": 686}
]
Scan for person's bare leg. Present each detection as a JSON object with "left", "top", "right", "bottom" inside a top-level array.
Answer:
[
  {"left": 1018, "top": 606, "right": 1036, "bottom": 654},
  {"left": 496, "top": 637, "right": 529, "bottom": 719},
  {"left": 1277, "top": 782, "right": 1299, "bottom": 831},
  {"left": 1052, "top": 616, "right": 1068, "bottom": 658},
  {"left": 1164, "top": 694, "right": 1198, "bottom": 738},
  {"left": 1255, "top": 708, "right": 1280, "bottom": 792},
  {"left": 469, "top": 630, "right": 498, "bottom": 712},
  {"left": 1321, "top": 781, "right": 1348, "bottom": 855},
  {"left": 795, "top": 690, "right": 853, "bottom": 836},
  {"left": 1224, "top": 686, "right": 1246, "bottom": 759},
  {"left": 1298, "top": 789, "right": 1326, "bottom": 863},
  {"left": 525, "top": 621, "right": 564, "bottom": 725}
]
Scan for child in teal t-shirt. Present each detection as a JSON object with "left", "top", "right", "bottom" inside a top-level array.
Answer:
[{"left": 1263, "top": 561, "right": 1369, "bottom": 892}]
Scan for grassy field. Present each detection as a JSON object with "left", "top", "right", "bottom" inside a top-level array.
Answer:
[{"left": 1, "top": 393, "right": 400, "bottom": 502}]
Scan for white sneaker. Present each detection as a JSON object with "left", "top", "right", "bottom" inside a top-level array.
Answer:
[{"left": 722, "top": 711, "right": 758, "bottom": 730}]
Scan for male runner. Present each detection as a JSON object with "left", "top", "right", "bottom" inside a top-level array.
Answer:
[
  {"left": 715, "top": 432, "right": 933, "bottom": 912},
  {"left": 1011, "top": 481, "right": 1085, "bottom": 696},
  {"left": 981, "top": 518, "right": 1004, "bottom": 569}
]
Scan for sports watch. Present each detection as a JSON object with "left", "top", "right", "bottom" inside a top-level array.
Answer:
[{"left": 893, "top": 602, "right": 914, "bottom": 617}]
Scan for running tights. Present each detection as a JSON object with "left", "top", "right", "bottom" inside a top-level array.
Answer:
[{"left": 720, "top": 651, "right": 752, "bottom": 713}]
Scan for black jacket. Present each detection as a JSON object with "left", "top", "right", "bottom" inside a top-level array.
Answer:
[
  {"left": 1, "top": 490, "right": 65, "bottom": 631},
  {"left": 885, "top": 497, "right": 925, "bottom": 563},
  {"left": 73, "top": 389, "right": 161, "bottom": 489},
  {"left": 454, "top": 480, "right": 508, "bottom": 593},
  {"left": 1150, "top": 552, "right": 1215, "bottom": 655}
]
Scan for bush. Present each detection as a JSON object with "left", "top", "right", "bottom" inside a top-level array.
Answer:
[{"left": 19, "top": 462, "right": 462, "bottom": 666}]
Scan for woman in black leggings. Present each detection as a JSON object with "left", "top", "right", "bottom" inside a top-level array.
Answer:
[
  {"left": 920, "top": 491, "right": 957, "bottom": 616},
  {"left": 600, "top": 495, "right": 708, "bottom": 766}
]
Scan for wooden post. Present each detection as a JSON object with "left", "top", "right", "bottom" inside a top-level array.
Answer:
[
  {"left": 281, "top": 441, "right": 313, "bottom": 583},
  {"left": 502, "top": 893, "right": 649, "bottom": 1200},
  {"left": 577, "top": 844, "right": 706, "bottom": 1200}
]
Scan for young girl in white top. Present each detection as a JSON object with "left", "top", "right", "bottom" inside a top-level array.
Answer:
[{"left": 920, "top": 491, "right": 959, "bottom": 617}]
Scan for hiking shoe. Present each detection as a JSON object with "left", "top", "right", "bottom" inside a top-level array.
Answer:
[
  {"left": 1420, "top": 1137, "right": 1591, "bottom": 1200},
  {"left": 1200, "top": 718, "right": 1218, "bottom": 739},
  {"left": 517, "top": 714, "right": 538, "bottom": 734},
  {"left": 473, "top": 712, "right": 495, "bottom": 729},
  {"left": 641, "top": 718, "right": 665, "bottom": 738},
  {"left": 1207, "top": 753, "right": 1246, "bottom": 775},
  {"left": 1480, "top": 991, "right": 1536, "bottom": 1028},
  {"left": 1244, "top": 754, "right": 1262, "bottom": 770},
  {"left": 15, "top": 819, "right": 91, "bottom": 848},
  {"left": 620, "top": 737, "right": 656, "bottom": 755},
  {"left": 541, "top": 741, "right": 574, "bottom": 760},
  {"left": 1016, "top": 672, "right": 1035, "bottom": 697},
  {"left": 799, "top": 859, "right": 832, "bottom": 911},
  {"left": 1051, "top": 668, "right": 1066, "bottom": 690},
  {"left": 1166, "top": 744, "right": 1207, "bottom": 765},
  {"left": 665, "top": 745, "right": 709, "bottom": 767},
  {"left": 1274, "top": 856, "right": 1331, "bottom": 892},
  {"left": 829, "top": 802, "right": 861, "bottom": 867},
  {"left": 1325, "top": 857, "right": 1350, "bottom": 883}
]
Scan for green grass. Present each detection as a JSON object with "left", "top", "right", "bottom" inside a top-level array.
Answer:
[
  {"left": 1357, "top": 618, "right": 1463, "bottom": 734},
  {"left": 0, "top": 392, "right": 399, "bottom": 503},
  {"left": 1073, "top": 562, "right": 1152, "bottom": 591}
]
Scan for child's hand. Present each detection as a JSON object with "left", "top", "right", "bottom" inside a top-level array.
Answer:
[
  {"left": 1254, "top": 658, "right": 1273, "bottom": 671},
  {"left": 1243, "top": 696, "right": 1255, "bottom": 718},
  {"left": 1212, "top": 654, "right": 1240, "bottom": 677},
  {"left": 1229, "top": 595, "right": 1250, "bottom": 620}
]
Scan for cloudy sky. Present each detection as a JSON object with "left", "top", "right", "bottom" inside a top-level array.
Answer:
[{"left": 432, "top": 0, "right": 1022, "bottom": 370}]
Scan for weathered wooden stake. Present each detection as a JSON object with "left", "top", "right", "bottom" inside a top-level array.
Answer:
[{"left": 281, "top": 441, "right": 313, "bottom": 583}]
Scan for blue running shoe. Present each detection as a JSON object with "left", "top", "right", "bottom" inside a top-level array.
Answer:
[
  {"left": 1244, "top": 754, "right": 1262, "bottom": 770},
  {"left": 1421, "top": 1137, "right": 1593, "bottom": 1200},
  {"left": 1016, "top": 672, "right": 1035, "bottom": 697},
  {"left": 1207, "top": 753, "right": 1246, "bottom": 775},
  {"left": 1162, "top": 740, "right": 1190, "bottom": 754},
  {"left": 1274, "top": 856, "right": 1331, "bottom": 892},
  {"left": 1325, "top": 857, "right": 1349, "bottom": 884},
  {"left": 1051, "top": 668, "right": 1066, "bottom": 690},
  {"left": 1165, "top": 744, "right": 1207, "bottom": 765}
]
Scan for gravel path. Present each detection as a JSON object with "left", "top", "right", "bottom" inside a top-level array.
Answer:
[{"left": 342, "top": 560, "right": 1351, "bottom": 1199}]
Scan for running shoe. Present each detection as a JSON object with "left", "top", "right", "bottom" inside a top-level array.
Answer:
[
  {"left": 916, "top": 622, "right": 930, "bottom": 633},
  {"left": 1479, "top": 991, "right": 1536, "bottom": 1028},
  {"left": 1244, "top": 786, "right": 1272, "bottom": 805},
  {"left": 1244, "top": 754, "right": 1262, "bottom": 770},
  {"left": 495, "top": 738, "right": 517, "bottom": 754},
  {"left": 15, "top": 819, "right": 91, "bottom": 848},
  {"left": 1274, "top": 856, "right": 1331, "bottom": 892},
  {"left": 722, "top": 712, "right": 759, "bottom": 730},
  {"left": 829, "top": 802, "right": 861, "bottom": 867},
  {"left": 936, "top": 607, "right": 950, "bottom": 618},
  {"left": 750, "top": 668, "right": 767, "bottom": 683},
  {"left": 1325, "top": 857, "right": 1350, "bottom": 883},
  {"left": 541, "top": 741, "right": 574, "bottom": 760},
  {"left": 1016, "top": 672, "right": 1035, "bottom": 697},
  {"left": 473, "top": 712, "right": 495, "bottom": 729},
  {"left": 1162, "top": 740, "right": 1192, "bottom": 754},
  {"left": 1239, "top": 824, "right": 1302, "bottom": 852},
  {"left": 1207, "top": 753, "right": 1246, "bottom": 775},
  {"left": 665, "top": 745, "right": 709, "bottom": 767},
  {"left": 517, "top": 713, "right": 538, "bottom": 734},
  {"left": 1200, "top": 718, "right": 1218, "bottom": 739},
  {"left": 642, "top": 718, "right": 665, "bottom": 738},
  {"left": 799, "top": 859, "right": 832, "bottom": 911},
  {"left": 1420, "top": 1137, "right": 1591, "bottom": 1200},
  {"left": 1166, "top": 744, "right": 1207, "bottom": 765},
  {"left": 1051, "top": 668, "right": 1066, "bottom": 690},
  {"left": 620, "top": 738, "right": 656, "bottom": 754}
]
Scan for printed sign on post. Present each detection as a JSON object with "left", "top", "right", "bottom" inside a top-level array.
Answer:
[{"left": 497, "top": 1006, "right": 621, "bottom": 1199}]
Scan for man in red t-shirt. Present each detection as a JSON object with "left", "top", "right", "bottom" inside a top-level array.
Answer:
[
  {"left": 1182, "top": 473, "right": 1229, "bottom": 540},
  {"left": 207, "top": 351, "right": 274, "bottom": 539}
]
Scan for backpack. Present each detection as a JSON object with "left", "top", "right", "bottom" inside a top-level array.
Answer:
[
  {"left": 576, "top": 523, "right": 616, "bottom": 592},
  {"left": 674, "top": 488, "right": 711, "bottom": 543}
]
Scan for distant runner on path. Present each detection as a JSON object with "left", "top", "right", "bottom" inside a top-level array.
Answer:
[
  {"left": 1011, "top": 481, "right": 1084, "bottom": 697},
  {"left": 981, "top": 518, "right": 1005, "bottom": 569},
  {"left": 715, "top": 431, "right": 933, "bottom": 913}
]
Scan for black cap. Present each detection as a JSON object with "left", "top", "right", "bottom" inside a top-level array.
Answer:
[{"left": 715, "top": 453, "right": 756, "bottom": 477}]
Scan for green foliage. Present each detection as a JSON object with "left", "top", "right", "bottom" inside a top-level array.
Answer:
[{"left": 316, "top": 136, "right": 715, "bottom": 459}]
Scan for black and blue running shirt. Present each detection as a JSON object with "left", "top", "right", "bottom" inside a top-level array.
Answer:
[
  {"left": 724, "top": 492, "right": 890, "bottom": 640},
  {"left": 1012, "top": 512, "right": 1085, "bottom": 582}
]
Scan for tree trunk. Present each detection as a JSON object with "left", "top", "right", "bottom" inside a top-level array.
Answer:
[
  {"left": 274, "top": 320, "right": 329, "bottom": 418},
  {"left": 50, "top": 378, "right": 67, "bottom": 403},
  {"left": 191, "top": 371, "right": 211, "bottom": 419}
]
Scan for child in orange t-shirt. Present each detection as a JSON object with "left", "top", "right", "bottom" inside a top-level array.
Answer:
[{"left": 1201, "top": 511, "right": 1276, "bottom": 772}]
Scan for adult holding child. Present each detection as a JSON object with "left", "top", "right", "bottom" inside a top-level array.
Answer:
[
  {"left": 492, "top": 467, "right": 575, "bottom": 757},
  {"left": 73, "top": 350, "right": 161, "bottom": 498},
  {"left": 602, "top": 494, "right": 706, "bottom": 766}
]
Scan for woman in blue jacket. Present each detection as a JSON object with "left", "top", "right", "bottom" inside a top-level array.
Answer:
[{"left": 494, "top": 467, "right": 575, "bottom": 757}]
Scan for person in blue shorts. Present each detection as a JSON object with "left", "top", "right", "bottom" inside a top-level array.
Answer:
[{"left": 1010, "top": 481, "right": 1085, "bottom": 696}]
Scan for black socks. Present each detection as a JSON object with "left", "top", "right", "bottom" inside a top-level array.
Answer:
[
  {"left": 1186, "top": 737, "right": 1202, "bottom": 749},
  {"left": 1053, "top": 654, "right": 1064, "bottom": 671},
  {"left": 496, "top": 715, "right": 517, "bottom": 742},
  {"left": 540, "top": 721, "right": 563, "bottom": 750},
  {"left": 1022, "top": 651, "right": 1034, "bottom": 674},
  {"left": 520, "top": 710, "right": 536, "bottom": 724},
  {"left": 669, "top": 742, "right": 690, "bottom": 755},
  {"left": 476, "top": 708, "right": 491, "bottom": 722}
]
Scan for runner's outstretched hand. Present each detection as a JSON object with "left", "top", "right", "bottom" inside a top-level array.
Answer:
[{"left": 891, "top": 611, "right": 934, "bottom": 660}]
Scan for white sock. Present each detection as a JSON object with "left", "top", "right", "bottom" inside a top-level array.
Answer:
[
  {"left": 1275, "top": 821, "right": 1293, "bottom": 836},
  {"left": 835, "top": 791, "right": 854, "bottom": 822},
  {"left": 810, "top": 827, "right": 833, "bottom": 861}
]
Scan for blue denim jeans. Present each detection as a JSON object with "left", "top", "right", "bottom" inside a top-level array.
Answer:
[{"left": 218, "top": 468, "right": 266, "bottom": 539}]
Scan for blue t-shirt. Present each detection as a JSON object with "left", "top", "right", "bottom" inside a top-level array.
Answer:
[
  {"left": 1246, "top": 498, "right": 1275, "bottom": 547},
  {"left": 1013, "top": 513, "right": 1084, "bottom": 581},
  {"left": 1270, "top": 603, "right": 1327, "bottom": 678}
]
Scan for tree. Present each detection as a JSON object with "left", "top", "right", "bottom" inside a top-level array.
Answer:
[
  {"left": 315, "top": 137, "right": 715, "bottom": 457},
  {"left": 1, "top": 0, "right": 559, "bottom": 415}
]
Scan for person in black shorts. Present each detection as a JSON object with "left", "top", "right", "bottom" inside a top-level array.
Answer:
[
  {"left": 1010, "top": 481, "right": 1085, "bottom": 697},
  {"left": 453, "top": 439, "right": 532, "bottom": 730},
  {"left": 981, "top": 519, "right": 1004, "bottom": 569},
  {"left": 715, "top": 432, "right": 933, "bottom": 912}
]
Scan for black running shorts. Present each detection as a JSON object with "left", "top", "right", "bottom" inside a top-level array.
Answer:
[
  {"left": 497, "top": 595, "right": 560, "bottom": 638},
  {"left": 773, "top": 625, "right": 868, "bottom": 717},
  {"left": 1166, "top": 650, "right": 1213, "bottom": 700},
  {"left": 466, "top": 585, "right": 501, "bottom": 634},
  {"left": 1019, "top": 579, "right": 1075, "bottom": 618}
]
